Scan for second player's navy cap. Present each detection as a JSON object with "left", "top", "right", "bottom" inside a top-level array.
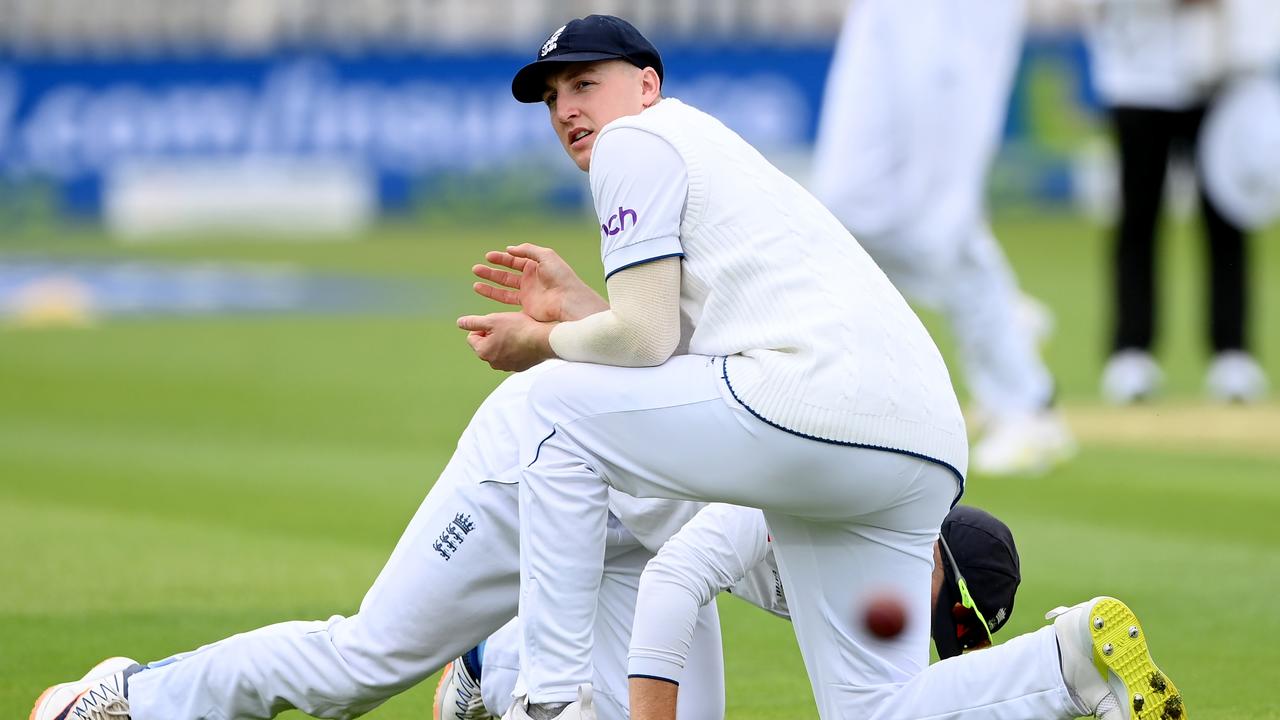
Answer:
[
  {"left": 932, "top": 505, "right": 1021, "bottom": 659},
  {"left": 511, "top": 15, "right": 664, "bottom": 103}
]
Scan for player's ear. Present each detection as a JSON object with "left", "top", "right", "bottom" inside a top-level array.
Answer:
[{"left": 640, "top": 66, "right": 661, "bottom": 107}]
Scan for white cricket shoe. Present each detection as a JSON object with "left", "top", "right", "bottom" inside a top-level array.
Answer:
[
  {"left": 434, "top": 655, "right": 492, "bottom": 720},
  {"left": 31, "top": 657, "right": 139, "bottom": 720},
  {"left": 972, "top": 411, "right": 1076, "bottom": 476},
  {"left": 1102, "top": 351, "right": 1163, "bottom": 404},
  {"left": 502, "top": 686, "right": 596, "bottom": 720},
  {"left": 1047, "top": 597, "right": 1185, "bottom": 720},
  {"left": 1205, "top": 351, "right": 1268, "bottom": 403}
]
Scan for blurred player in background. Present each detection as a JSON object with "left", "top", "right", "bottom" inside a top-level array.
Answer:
[
  {"left": 1081, "top": 0, "right": 1272, "bottom": 403},
  {"left": 811, "top": 0, "right": 1075, "bottom": 476}
]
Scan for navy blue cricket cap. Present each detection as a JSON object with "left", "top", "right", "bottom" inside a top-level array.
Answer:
[
  {"left": 932, "top": 505, "right": 1021, "bottom": 659},
  {"left": 511, "top": 15, "right": 664, "bottom": 103}
]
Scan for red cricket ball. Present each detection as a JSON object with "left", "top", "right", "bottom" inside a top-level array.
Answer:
[{"left": 863, "top": 592, "right": 907, "bottom": 639}]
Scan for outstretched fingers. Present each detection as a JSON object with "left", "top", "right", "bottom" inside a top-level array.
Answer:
[
  {"left": 472, "top": 256, "right": 530, "bottom": 306},
  {"left": 473, "top": 282, "right": 519, "bottom": 306},
  {"left": 505, "top": 243, "right": 557, "bottom": 264},
  {"left": 473, "top": 263, "right": 521, "bottom": 287},
  {"left": 484, "top": 251, "right": 530, "bottom": 272}
]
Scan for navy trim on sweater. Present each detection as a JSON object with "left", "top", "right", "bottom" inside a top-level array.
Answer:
[
  {"left": 627, "top": 673, "right": 679, "bottom": 686},
  {"left": 604, "top": 252, "right": 684, "bottom": 280},
  {"left": 717, "top": 357, "right": 966, "bottom": 501}
]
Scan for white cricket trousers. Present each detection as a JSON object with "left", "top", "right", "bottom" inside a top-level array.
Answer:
[
  {"left": 812, "top": 0, "right": 1053, "bottom": 418},
  {"left": 126, "top": 364, "right": 723, "bottom": 720},
  {"left": 479, "top": 612, "right": 725, "bottom": 719},
  {"left": 517, "top": 356, "right": 959, "bottom": 719},
  {"left": 494, "top": 597, "right": 1084, "bottom": 719},
  {"left": 863, "top": 626, "right": 1087, "bottom": 720}
]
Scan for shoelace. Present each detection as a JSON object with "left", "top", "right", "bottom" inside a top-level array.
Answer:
[
  {"left": 450, "top": 667, "right": 488, "bottom": 720},
  {"left": 73, "top": 699, "right": 129, "bottom": 720},
  {"left": 1094, "top": 693, "right": 1121, "bottom": 718},
  {"left": 68, "top": 679, "right": 130, "bottom": 720}
]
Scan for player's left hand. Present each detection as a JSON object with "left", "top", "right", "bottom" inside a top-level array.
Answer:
[
  {"left": 457, "top": 312, "right": 557, "bottom": 372},
  {"left": 472, "top": 244, "right": 608, "bottom": 323}
]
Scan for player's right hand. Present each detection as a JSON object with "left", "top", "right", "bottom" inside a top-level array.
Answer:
[{"left": 457, "top": 311, "right": 555, "bottom": 372}]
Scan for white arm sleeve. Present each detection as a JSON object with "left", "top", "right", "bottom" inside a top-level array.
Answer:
[
  {"left": 547, "top": 256, "right": 681, "bottom": 367},
  {"left": 549, "top": 125, "right": 687, "bottom": 367},
  {"left": 627, "top": 504, "right": 771, "bottom": 682}
]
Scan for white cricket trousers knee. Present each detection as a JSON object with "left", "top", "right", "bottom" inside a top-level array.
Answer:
[{"left": 517, "top": 356, "right": 958, "bottom": 718}]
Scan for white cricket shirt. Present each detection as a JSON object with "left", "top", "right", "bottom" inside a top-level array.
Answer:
[{"left": 589, "top": 98, "right": 968, "bottom": 480}]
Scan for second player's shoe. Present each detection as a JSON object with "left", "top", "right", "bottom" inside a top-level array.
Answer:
[
  {"left": 434, "top": 647, "right": 492, "bottom": 720},
  {"left": 502, "top": 685, "right": 596, "bottom": 720},
  {"left": 30, "top": 656, "right": 140, "bottom": 720},
  {"left": 1047, "top": 596, "right": 1185, "bottom": 720}
]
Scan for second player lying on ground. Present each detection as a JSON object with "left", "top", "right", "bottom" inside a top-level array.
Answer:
[{"left": 437, "top": 501, "right": 1022, "bottom": 719}]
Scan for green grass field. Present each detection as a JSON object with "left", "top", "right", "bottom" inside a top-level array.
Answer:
[{"left": 2, "top": 212, "right": 1278, "bottom": 719}]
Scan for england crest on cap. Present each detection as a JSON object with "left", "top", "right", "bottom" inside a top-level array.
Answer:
[{"left": 540, "top": 25, "right": 567, "bottom": 58}]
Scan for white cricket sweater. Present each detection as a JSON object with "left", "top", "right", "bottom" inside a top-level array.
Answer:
[{"left": 595, "top": 99, "right": 968, "bottom": 479}]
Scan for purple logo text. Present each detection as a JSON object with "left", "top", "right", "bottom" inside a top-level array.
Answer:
[{"left": 601, "top": 206, "right": 638, "bottom": 236}]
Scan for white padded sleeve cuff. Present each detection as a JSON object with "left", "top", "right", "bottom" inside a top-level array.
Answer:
[{"left": 548, "top": 257, "right": 681, "bottom": 367}]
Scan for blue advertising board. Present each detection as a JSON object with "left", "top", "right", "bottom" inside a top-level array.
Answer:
[
  {"left": 0, "top": 45, "right": 833, "bottom": 217},
  {"left": 0, "top": 38, "right": 1095, "bottom": 220}
]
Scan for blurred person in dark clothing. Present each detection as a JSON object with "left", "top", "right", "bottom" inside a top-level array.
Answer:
[{"left": 1082, "top": 0, "right": 1271, "bottom": 403}]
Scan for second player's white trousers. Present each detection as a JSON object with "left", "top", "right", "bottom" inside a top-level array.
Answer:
[
  {"left": 128, "top": 468, "right": 528, "bottom": 720},
  {"left": 866, "top": 626, "right": 1086, "bottom": 720},
  {"left": 127, "top": 463, "right": 723, "bottom": 720},
  {"left": 480, "top": 608, "right": 725, "bottom": 718},
  {"left": 488, "top": 601, "right": 1085, "bottom": 719},
  {"left": 125, "top": 363, "right": 723, "bottom": 720},
  {"left": 516, "top": 356, "right": 959, "bottom": 719}
]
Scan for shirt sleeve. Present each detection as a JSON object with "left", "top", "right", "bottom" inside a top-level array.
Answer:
[
  {"left": 589, "top": 127, "right": 688, "bottom": 279},
  {"left": 627, "top": 504, "right": 771, "bottom": 682}
]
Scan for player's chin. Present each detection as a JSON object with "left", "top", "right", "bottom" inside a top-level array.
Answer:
[{"left": 571, "top": 144, "right": 592, "bottom": 172}]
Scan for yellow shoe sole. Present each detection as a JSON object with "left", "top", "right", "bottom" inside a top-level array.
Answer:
[{"left": 1089, "top": 597, "right": 1186, "bottom": 720}]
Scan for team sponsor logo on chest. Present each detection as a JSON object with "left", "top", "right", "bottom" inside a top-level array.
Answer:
[{"left": 601, "top": 206, "right": 638, "bottom": 237}]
